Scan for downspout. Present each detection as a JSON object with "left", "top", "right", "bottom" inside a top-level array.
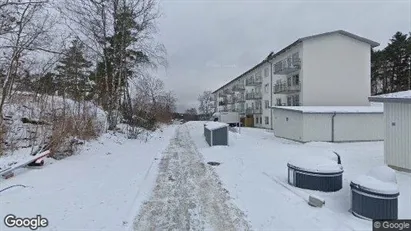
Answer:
[
  {"left": 269, "top": 61, "right": 274, "bottom": 130},
  {"left": 331, "top": 112, "right": 337, "bottom": 142}
]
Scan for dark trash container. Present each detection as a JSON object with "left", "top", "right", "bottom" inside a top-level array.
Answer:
[
  {"left": 350, "top": 166, "right": 399, "bottom": 220},
  {"left": 287, "top": 156, "right": 344, "bottom": 192},
  {"left": 204, "top": 122, "right": 228, "bottom": 146}
]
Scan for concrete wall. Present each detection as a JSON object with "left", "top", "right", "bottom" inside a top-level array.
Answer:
[
  {"left": 301, "top": 33, "right": 372, "bottom": 106},
  {"left": 273, "top": 109, "right": 303, "bottom": 141},
  {"left": 384, "top": 102, "right": 411, "bottom": 171}
]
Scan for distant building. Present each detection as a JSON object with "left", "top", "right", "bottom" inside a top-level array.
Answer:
[{"left": 212, "top": 30, "right": 379, "bottom": 129}]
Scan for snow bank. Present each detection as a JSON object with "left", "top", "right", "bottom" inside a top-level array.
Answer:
[
  {"left": 272, "top": 106, "right": 383, "bottom": 114},
  {"left": 288, "top": 155, "right": 343, "bottom": 173},
  {"left": 352, "top": 165, "right": 399, "bottom": 194},
  {"left": 205, "top": 122, "right": 228, "bottom": 130}
]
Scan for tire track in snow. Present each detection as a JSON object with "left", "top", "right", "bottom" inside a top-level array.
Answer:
[{"left": 133, "top": 124, "right": 252, "bottom": 231}]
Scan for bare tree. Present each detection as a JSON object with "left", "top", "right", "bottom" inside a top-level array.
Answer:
[
  {"left": 197, "top": 90, "right": 214, "bottom": 117},
  {"left": 59, "top": 0, "right": 166, "bottom": 129},
  {"left": 0, "top": 0, "right": 56, "bottom": 123}
]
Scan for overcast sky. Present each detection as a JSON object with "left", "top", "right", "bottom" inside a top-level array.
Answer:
[{"left": 153, "top": 0, "right": 411, "bottom": 113}]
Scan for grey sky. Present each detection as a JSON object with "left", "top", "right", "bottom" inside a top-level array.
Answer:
[{"left": 154, "top": 0, "right": 411, "bottom": 113}]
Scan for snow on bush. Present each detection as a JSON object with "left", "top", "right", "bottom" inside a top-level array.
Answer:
[{"left": 1, "top": 92, "right": 107, "bottom": 157}]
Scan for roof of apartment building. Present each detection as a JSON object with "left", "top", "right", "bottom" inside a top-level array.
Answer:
[
  {"left": 369, "top": 90, "right": 411, "bottom": 103},
  {"left": 212, "top": 30, "right": 380, "bottom": 94}
]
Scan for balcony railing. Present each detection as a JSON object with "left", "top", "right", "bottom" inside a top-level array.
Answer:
[
  {"left": 223, "top": 88, "right": 234, "bottom": 95},
  {"left": 274, "top": 58, "right": 301, "bottom": 75},
  {"left": 235, "top": 95, "right": 245, "bottom": 102},
  {"left": 273, "top": 83, "right": 301, "bottom": 94},
  {"left": 232, "top": 84, "right": 246, "bottom": 92},
  {"left": 245, "top": 92, "right": 262, "bottom": 100},
  {"left": 246, "top": 107, "right": 262, "bottom": 115},
  {"left": 245, "top": 79, "right": 262, "bottom": 86}
]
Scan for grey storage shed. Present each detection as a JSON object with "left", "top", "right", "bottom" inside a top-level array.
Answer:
[{"left": 204, "top": 122, "right": 229, "bottom": 146}]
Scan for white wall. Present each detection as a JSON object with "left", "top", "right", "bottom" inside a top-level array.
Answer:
[
  {"left": 274, "top": 110, "right": 383, "bottom": 142},
  {"left": 302, "top": 114, "right": 332, "bottom": 142},
  {"left": 273, "top": 109, "right": 303, "bottom": 141},
  {"left": 333, "top": 113, "right": 383, "bottom": 142},
  {"left": 384, "top": 102, "right": 411, "bottom": 171},
  {"left": 301, "top": 33, "right": 372, "bottom": 106}
]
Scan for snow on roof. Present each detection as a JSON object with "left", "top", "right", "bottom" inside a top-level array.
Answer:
[
  {"left": 352, "top": 166, "right": 399, "bottom": 194},
  {"left": 271, "top": 106, "right": 383, "bottom": 114},
  {"left": 288, "top": 155, "right": 343, "bottom": 173},
  {"left": 204, "top": 122, "right": 228, "bottom": 130},
  {"left": 369, "top": 90, "right": 411, "bottom": 103}
]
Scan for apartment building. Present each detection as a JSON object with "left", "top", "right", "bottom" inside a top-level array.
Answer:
[{"left": 212, "top": 30, "right": 379, "bottom": 129}]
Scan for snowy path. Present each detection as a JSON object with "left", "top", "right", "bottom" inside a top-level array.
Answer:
[
  {"left": 133, "top": 125, "right": 251, "bottom": 231},
  {"left": 0, "top": 125, "right": 177, "bottom": 231}
]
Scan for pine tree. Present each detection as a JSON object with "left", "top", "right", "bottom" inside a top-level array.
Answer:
[{"left": 55, "top": 39, "right": 92, "bottom": 100}]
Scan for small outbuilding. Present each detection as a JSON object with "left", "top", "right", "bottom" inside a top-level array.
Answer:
[
  {"left": 203, "top": 122, "right": 229, "bottom": 146},
  {"left": 271, "top": 106, "right": 384, "bottom": 143},
  {"left": 369, "top": 90, "right": 411, "bottom": 172}
]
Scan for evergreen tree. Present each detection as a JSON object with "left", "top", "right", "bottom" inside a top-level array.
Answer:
[
  {"left": 371, "top": 31, "right": 411, "bottom": 95},
  {"left": 55, "top": 39, "right": 92, "bottom": 102}
]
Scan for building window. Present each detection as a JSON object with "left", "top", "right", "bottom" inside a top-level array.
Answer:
[
  {"left": 294, "top": 74, "right": 300, "bottom": 85},
  {"left": 276, "top": 98, "right": 282, "bottom": 106},
  {"left": 287, "top": 76, "right": 292, "bottom": 87},
  {"left": 265, "top": 100, "right": 269, "bottom": 109},
  {"left": 265, "top": 84, "right": 269, "bottom": 93},
  {"left": 287, "top": 56, "right": 292, "bottom": 68},
  {"left": 293, "top": 95, "right": 300, "bottom": 106},
  {"left": 255, "top": 117, "right": 258, "bottom": 124},
  {"left": 265, "top": 116, "right": 269, "bottom": 125},
  {"left": 287, "top": 96, "right": 292, "bottom": 106},
  {"left": 264, "top": 68, "right": 269, "bottom": 77}
]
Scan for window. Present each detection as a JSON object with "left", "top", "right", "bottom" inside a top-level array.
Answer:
[
  {"left": 264, "top": 68, "right": 269, "bottom": 77},
  {"left": 255, "top": 117, "right": 258, "bottom": 124},
  {"left": 293, "top": 95, "right": 300, "bottom": 106},
  {"left": 287, "top": 76, "right": 292, "bottom": 87},
  {"left": 265, "top": 116, "right": 269, "bottom": 125},
  {"left": 294, "top": 74, "right": 300, "bottom": 85},
  {"left": 276, "top": 98, "right": 282, "bottom": 106},
  {"left": 287, "top": 56, "right": 292, "bottom": 68},
  {"left": 265, "top": 84, "right": 269, "bottom": 93},
  {"left": 287, "top": 96, "right": 292, "bottom": 106},
  {"left": 265, "top": 100, "right": 269, "bottom": 109}
]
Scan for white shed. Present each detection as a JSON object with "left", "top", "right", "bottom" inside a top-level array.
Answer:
[
  {"left": 369, "top": 90, "right": 411, "bottom": 172},
  {"left": 271, "top": 106, "right": 384, "bottom": 143}
]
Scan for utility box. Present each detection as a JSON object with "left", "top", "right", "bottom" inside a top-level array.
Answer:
[{"left": 204, "top": 122, "right": 229, "bottom": 146}]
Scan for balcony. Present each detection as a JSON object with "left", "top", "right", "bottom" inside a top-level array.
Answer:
[
  {"left": 245, "top": 92, "right": 262, "bottom": 100},
  {"left": 232, "top": 84, "right": 245, "bottom": 92},
  {"left": 218, "top": 92, "right": 226, "bottom": 98},
  {"left": 227, "top": 97, "right": 236, "bottom": 104},
  {"left": 246, "top": 107, "right": 262, "bottom": 115},
  {"left": 273, "top": 82, "right": 301, "bottom": 94},
  {"left": 223, "top": 88, "right": 234, "bottom": 95},
  {"left": 274, "top": 58, "right": 301, "bottom": 75},
  {"left": 235, "top": 95, "right": 245, "bottom": 102},
  {"left": 245, "top": 79, "right": 262, "bottom": 86}
]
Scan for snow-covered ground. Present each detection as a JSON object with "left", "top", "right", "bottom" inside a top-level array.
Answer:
[
  {"left": 188, "top": 121, "right": 411, "bottom": 230},
  {"left": 0, "top": 125, "right": 178, "bottom": 231},
  {"left": 1, "top": 121, "right": 410, "bottom": 231}
]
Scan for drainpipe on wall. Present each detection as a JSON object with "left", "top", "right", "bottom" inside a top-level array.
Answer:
[
  {"left": 269, "top": 60, "right": 274, "bottom": 130},
  {"left": 331, "top": 112, "right": 337, "bottom": 142}
]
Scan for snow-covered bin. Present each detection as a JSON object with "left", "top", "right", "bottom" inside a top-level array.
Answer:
[
  {"left": 204, "top": 122, "right": 229, "bottom": 146},
  {"left": 350, "top": 165, "right": 399, "bottom": 220},
  {"left": 287, "top": 155, "right": 344, "bottom": 192}
]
